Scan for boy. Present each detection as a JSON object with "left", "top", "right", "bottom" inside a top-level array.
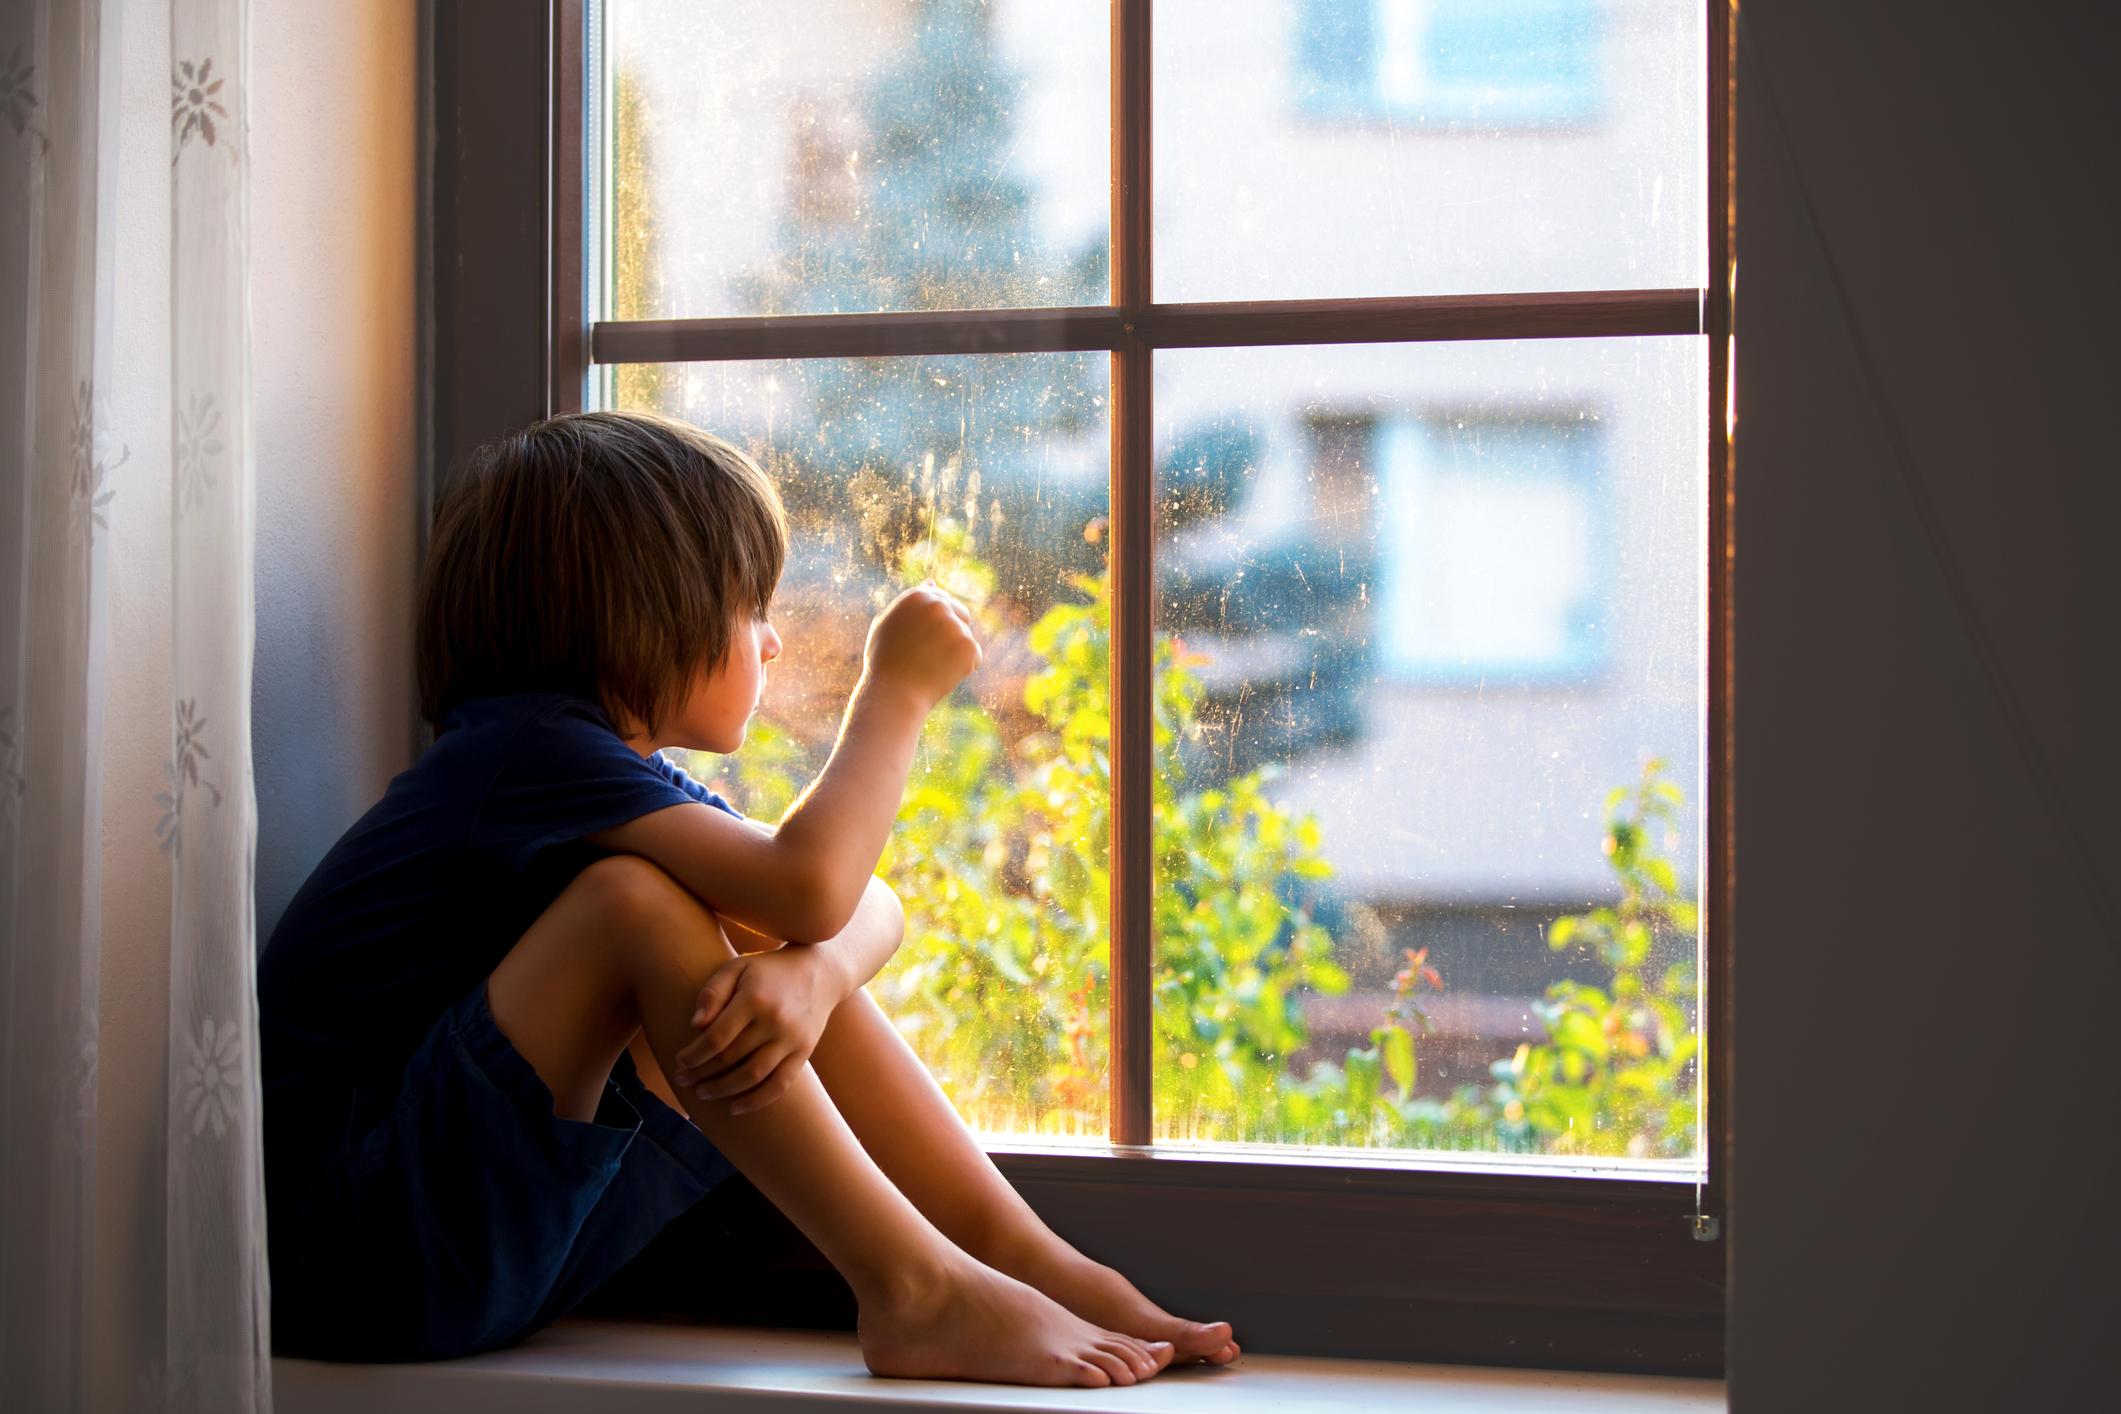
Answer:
[{"left": 259, "top": 411, "right": 1235, "bottom": 1385}]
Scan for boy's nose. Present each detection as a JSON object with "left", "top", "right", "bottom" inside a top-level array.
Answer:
[{"left": 762, "top": 624, "right": 783, "bottom": 662}]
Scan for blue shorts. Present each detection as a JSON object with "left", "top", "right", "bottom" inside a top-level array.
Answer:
[{"left": 271, "top": 982, "right": 735, "bottom": 1361}]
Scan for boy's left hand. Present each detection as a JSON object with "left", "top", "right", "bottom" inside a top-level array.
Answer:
[{"left": 669, "top": 943, "right": 845, "bottom": 1115}]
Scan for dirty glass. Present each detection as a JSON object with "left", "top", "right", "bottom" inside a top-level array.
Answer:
[
  {"left": 613, "top": 353, "right": 1115, "bottom": 1138},
  {"left": 1149, "top": 336, "right": 1706, "bottom": 1163},
  {"left": 1154, "top": 0, "right": 1707, "bottom": 301},
  {"left": 603, "top": 0, "right": 1110, "bottom": 322}
]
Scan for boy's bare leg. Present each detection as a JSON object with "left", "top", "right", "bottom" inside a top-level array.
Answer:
[
  {"left": 487, "top": 856, "right": 1173, "bottom": 1387},
  {"left": 799, "top": 987, "right": 1239, "bottom": 1364}
]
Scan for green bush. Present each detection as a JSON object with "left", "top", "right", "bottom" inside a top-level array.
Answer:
[
  {"left": 706, "top": 532, "right": 1698, "bottom": 1158},
  {"left": 1483, "top": 764, "right": 1702, "bottom": 1158}
]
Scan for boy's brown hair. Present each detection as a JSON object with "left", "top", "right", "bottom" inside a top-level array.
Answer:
[{"left": 417, "top": 410, "right": 787, "bottom": 736}]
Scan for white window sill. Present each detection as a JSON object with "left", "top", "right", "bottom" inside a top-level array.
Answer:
[{"left": 274, "top": 1318, "right": 1728, "bottom": 1413}]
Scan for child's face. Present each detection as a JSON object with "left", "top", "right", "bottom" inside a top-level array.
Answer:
[{"left": 661, "top": 611, "right": 782, "bottom": 755}]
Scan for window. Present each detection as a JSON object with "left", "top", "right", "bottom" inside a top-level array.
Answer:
[
  {"left": 1297, "top": 0, "right": 1605, "bottom": 128},
  {"left": 1376, "top": 411, "right": 1611, "bottom": 684},
  {"left": 426, "top": 0, "right": 1732, "bottom": 1372}
]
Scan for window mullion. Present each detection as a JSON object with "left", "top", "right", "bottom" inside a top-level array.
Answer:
[
  {"left": 585, "top": 289, "right": 1703, "bottom": 364},
  {"left": 1108, "top": 0, "right": 1155, "bottom": 1146}
]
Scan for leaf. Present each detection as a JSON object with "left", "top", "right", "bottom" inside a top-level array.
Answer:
[
  {"left": 983, "top": 941, "right": 1032, "bottom": 986},
  {"left": 1380, "top": 1024, "right": 1416, "bottom": 1099}
]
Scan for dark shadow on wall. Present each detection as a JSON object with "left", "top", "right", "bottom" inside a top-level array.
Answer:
[{"left": 1729, "top": 2, "right": 2118, "bottom": 1409}]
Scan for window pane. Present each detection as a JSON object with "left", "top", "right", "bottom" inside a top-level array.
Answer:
[
  {"left": 603, "top": 0, "right": 1109, "bottom": 321},
  {"left": 1155, "top": 0, "right": 1707, "bottom": 300},
  {"left": 1151, "top": 337, "right": 1705, "bottom": 1166},
  {"left": 613, "top": 354, "right": 1114, "bottom": 1139}
]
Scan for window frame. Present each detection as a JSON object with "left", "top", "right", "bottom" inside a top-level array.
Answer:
[{"left": 421, "top": 0, "right": 1735, "bottom": 1374}]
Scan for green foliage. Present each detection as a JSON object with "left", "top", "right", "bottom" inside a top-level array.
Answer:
[
  {"left": 711, "top": 528, "right": 1341, "bottom": 1135},
  {"left": 1483, "top": 762, "right": 1702, "bottom": 1158},
  {"left": 1151, "top": 747, "right": 1349, "bottom": 1139},
  {"left": 1378, "top": 948, "right": 1443, "bottom": 1100},
  {"left": 709, "top": 539, "right": 1700, "bottom": 1158},
  {"left": 608, "top": 64, "right": 671, "bottom": 415},
  {"left": 886, "top": 557, "right": 1355, "bottom": 1135}
]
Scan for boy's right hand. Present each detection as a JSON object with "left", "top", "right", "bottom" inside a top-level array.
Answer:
[{"left": 862, "top": 583, "right": 982, "bottom": 710}]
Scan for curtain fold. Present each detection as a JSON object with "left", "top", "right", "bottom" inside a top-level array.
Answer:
[
  {"left": 0, "top": 2, "right": 120, "bottom": 1410},
  {"left": 164, "top": 0, "right": 269, "bottom": 1408}
]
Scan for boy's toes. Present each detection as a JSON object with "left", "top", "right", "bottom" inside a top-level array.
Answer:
[
  {"left": 1097, "top": 1335, "right": 1151, "bottom": 1380},
  {"left": 1178, "top": 1319, "right": 1232, "bottom": 1349},
  {"left": 1067, "top": 1357, "right": 1115, "bottom": 1388},
  {"left": 1169, "top": 1320, "right": 1238, "bottom": 1362},
  {"left": 1083, "top": 1347, "right": 1135, "bottom": 1385}
]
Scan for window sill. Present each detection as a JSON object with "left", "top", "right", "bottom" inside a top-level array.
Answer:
[
  {"left": 981, "top": 1136, "right": 1706, "bottom": 1184},
  {"left": 273, "top": 1319, "right": 1728, "bottom": 1413}
]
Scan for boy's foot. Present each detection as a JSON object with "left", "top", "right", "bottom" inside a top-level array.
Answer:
[
  {"left": 1005, "top": 1243, "right": 1240, "bottom": 1365},
  {"left": 860, "top": 1254, "right": 1176, "bottom": 1387}
]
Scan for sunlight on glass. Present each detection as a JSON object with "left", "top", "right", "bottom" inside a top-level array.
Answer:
[
  {"left": 615, "top": 354, "right": 1114, "bottom": 1139},
  {"left": 1150, "top": 337, "right": 1707, "bottom": 1166},
  {"left": 1155, "top": 0, "right": 1707, "bottom": 300},
  {"left": 604, "top": 0, "right": 1109, "bottom": 322}
]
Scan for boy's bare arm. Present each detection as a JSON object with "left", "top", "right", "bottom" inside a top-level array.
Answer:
[
  {"left": 715, "top": 874, "right": 905, "bottom": 986},
  {"left": 588, "top": 584, "right": 979, "bottom": 943},
  {"left": 664, "top": 875, "right": 906, "bottom": 1114}
]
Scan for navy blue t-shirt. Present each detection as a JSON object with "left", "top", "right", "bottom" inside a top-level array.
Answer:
[{"left": 258, "top": 693, "right": 739, "bottom": 1215}]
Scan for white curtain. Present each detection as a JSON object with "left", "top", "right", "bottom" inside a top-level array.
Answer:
[
  {"left": 164, "top": 0, "right": 269, "bottom": 1407},
  {"left": 1, "top": 0, "right": 270, "bottom": 1408},
  {"left": 0, "top": 1, "right": 121, "bottom": 1410}
]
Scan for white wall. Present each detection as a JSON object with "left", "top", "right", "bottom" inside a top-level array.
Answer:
[
  {"left": 248, "top": 1, "right": 418, "bottom": 939},
  {"left": 93, "top": 3, "right": 416, "bottom": 1407}
]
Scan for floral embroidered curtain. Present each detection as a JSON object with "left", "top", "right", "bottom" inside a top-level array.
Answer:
[
  {"left": 1, "top": 0, "right": 270, "bottom": 1408},
  {"left": 166, "top": 0, "right": 269, "bottom": 1408},
  {"left": 0, "top": 2, "right": 120, "bottom": 1409}
]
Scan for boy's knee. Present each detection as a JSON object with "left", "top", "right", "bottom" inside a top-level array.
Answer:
[
  {"left": 570, "top": 854, "right": 698, "bottom": 933},
  {"left": 569, "top": 855, "right": 733, "bottom": 973}
]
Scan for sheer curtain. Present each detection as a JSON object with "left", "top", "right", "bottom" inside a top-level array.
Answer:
[
  {"left": 1, "top": 2, "right": 122, "bottom": 1410},
  {"left": 165, "top": 0, "right": 268, "bottom": 1406},
  {"left": 1, "top": 0, "right": 270, "bottom": 1408}
]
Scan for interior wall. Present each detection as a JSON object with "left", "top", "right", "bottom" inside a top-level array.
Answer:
[
  {"left": 93, "top": 2, "right": 418, "bottom": 1408},
  {"left": 1729, "top": 2, "right": 2118, "bottom": 1408},
  {"left": 249, "top": 0, "right": 419, "bottom": 938}
]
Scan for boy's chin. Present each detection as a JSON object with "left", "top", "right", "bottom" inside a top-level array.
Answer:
[{"left": 671, "top": 728, "right": 745, "bottom": 757}]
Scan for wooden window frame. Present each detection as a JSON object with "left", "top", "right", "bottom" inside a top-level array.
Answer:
[{"left": 422, "top": 0, "right": 1736, "bottom": 1375}]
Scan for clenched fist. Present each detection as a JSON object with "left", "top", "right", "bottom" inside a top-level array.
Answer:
[{"left": 862, "top": 582, "right": 982, "bottom": 711}]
